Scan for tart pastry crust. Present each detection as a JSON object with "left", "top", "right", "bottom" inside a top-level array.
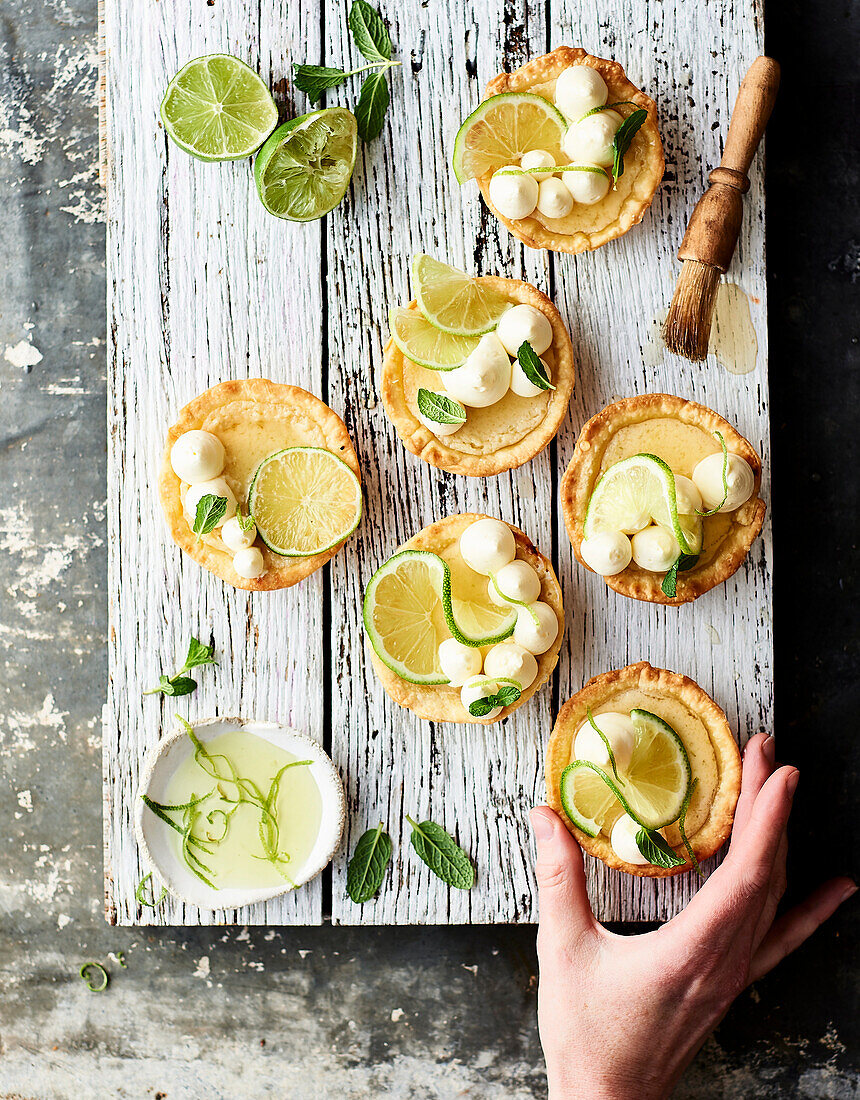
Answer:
[
  {"left": 560, "top": 393, "right": 766, "bottom": 605},
  {"left": 381, "top": 277, "right": 574, "bottom": 476},
  {"left": 545, "top": 663, "right": 742, "bottom": 877},
  {"left": 369, "top": 513, "right": 565, "bottom": 723},
  {"left": 480, "top": 47, "right": 664, "bottom": 254},
  {"left": 159, "top": 379, "right": 360, "bottom": 591}
]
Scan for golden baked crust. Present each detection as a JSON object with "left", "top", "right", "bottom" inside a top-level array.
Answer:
[
  {"left": 479, "top": 47, "right": 664, "bottom": 254},
  {"left": 382, "top": 278, "right": 574, "bottom": 476},
  {"left": 159, "top": 379, "right": 360, "bottom": 591},
  {"left": 545, "top": 663, "right": 742, "bottom": 877},
  {"left": 560, "top": 393, "right": 766, "bottom": 605},
  {"left": 368, "top": 513, "right": 565, "bottom": 724}
]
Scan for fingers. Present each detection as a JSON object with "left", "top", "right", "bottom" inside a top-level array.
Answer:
[
  {"left": 748, "top": 878, "right": 857, "bottom": 984},
  {"left": 751, "top": 822, "right": 789, "bottom": 955},
  {"left": 530, "top": 806, "right": 595, "bottom": 945},
  {"left": 732, "top": 732, "right": 775, "bottom": 841}
]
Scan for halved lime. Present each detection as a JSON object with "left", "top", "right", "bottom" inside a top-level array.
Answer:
[
  {"left": 413, "top": 255, "right": 510, "bottom": 336},
  {"left": 248, "top": 447, "right": 361, "bottom": 556},
  {"left": 389, "top": 307, "right": 480, "bottom": 370},
  {"left": 160, "top": 54, "right": 278, "bottom": 161},
  {"left": 584, "top": 454, "right": 700, "bottom": 556},
  {"left": 560, "top": 709, "right": 692, "bottom": 835},
  {"left": 254, "top": 108, "right": 358, "bottom": 221},
  {"left": 453, "top": 92, "right": 568, "bottom": 183}
]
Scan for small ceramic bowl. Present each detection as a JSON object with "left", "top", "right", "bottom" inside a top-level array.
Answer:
[{"left": 134, "top": 717, "right": 346, "bottom": 910}]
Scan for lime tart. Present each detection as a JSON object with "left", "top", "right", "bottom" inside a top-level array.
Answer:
[
  {"left": 454, "top": 46, "right": 664, "bottom": 254},
  {"left": 546, "top": 663, "right": 742, "bottom": 877},
  {"left": 159, "top": 379, "right": 361, "bottom": 591},
  {"left": 561, "top": 394, "right": 766, "bottom": 605},
  {"left": 363, "top": 514, "right": 564, "bottom": 723},
  {"left": 382, "top": 256, "right": 575, "bottom": 476}
]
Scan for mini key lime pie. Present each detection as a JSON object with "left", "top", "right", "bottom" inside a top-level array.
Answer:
[
  {"left": 135, "top": 717, "right": 346, "bottom": 909},
  {"left": 160, "top": 379, "right": 362, "bottom": 591},
  {"left": 453, "top": 47, "right": 664, "bottom": 254},
  {"left": 382, "top": 256, "right": 575, "bottom": 476},
  {"left": 363, "top": 514, "right": 564, "bottom": 723},
  {"left": 561, "top": 394, "right": 766, "bottom": 604},
  {"left": 546, "top": 663, "right": 742, "bottom": 877}
]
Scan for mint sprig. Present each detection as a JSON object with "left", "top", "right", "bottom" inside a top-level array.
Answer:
[
  {"left": 611, "top": 108, "right": 648, "bottom": 182},
  {"left": 192, "top": 494, "right": 227, "bottom": 537},
  {"left": 635, "top": 827, "right": 686, "bottom": 869},
  {"left": 468, "top": 682, "right": 521, "bottom": 717},
  {"left": 406, "top": 816, "right": 475, "bottom": 890},
  {"left": 346, "top": 822, "right": 392, "bottom": 903},
  {"left": 143, "top": 636, "right": 217, "bottom": 698},
  {"left": 417, "top": 387, "right": 467, "bottom": 425},
  {"left": 661, "top": 552, "right": 700, "bottom": 598},
  {"left": 517, "top": 340, "right": 555, "bottom": 391}
]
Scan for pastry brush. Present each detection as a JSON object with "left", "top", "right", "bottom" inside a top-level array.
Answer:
[{"left": 663, "top": 56, "right": 780, "bottom": 362}]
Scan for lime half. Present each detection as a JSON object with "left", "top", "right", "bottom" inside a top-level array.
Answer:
[
  {"left": 254, "top": 109, "right": 358, "bottom": 221},
  {"left": 584, "top": 454, "right": 701, "bottom": 556},
  {"left": 248, "top": 447, "right": 361, "bottom": 556},
  {"left": 389, "top": 307, "right": 480, "bottom": 370},
  {"left": 160, "top": 54, "right": 278, "bottom": 161},
  {"left": 413, "top": 255, "right": 510, "bottom": 336},
  {"left": 453, "top": 92, "right": 568, "bottom": 183}
]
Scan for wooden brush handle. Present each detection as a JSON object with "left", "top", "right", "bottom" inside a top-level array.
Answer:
[{"left": 678, "top": 56, "right": 780, "bottom": 271}]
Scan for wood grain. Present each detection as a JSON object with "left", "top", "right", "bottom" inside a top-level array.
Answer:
[{"left": 105, "top": 0, "right": 770, "bottom": 925}]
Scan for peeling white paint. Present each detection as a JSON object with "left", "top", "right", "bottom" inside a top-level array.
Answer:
[
  {"left": 192, "top": 956, "right": 210, "bottom": 980},
  {"left": 4, "top": 339, "right": 43, "bottom": 370}
]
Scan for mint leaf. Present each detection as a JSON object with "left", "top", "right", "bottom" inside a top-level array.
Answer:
[
  {"left": 346, "top": 823, "right": 392, "bottom": 903},
  {"left": 468, "top": 683, "right": 521, "bottom": 716},
  {"left": 348, "top": 0, "right": 391, "bottom": 63},
  {"left": 417, "top": 388, "right": 467, "bottom": 425},
  {"left": 192, "top": 494, "right": 227, "bottom": 537},
  {"left": 355, "top": 69, "right": 390, "bottom": 142},
  {"left": 144, "top": 635, "right": 216, "bottom": 697},
  {"left": 183, "top": 636, "right": 216, "bottom": 672},
  {"left": 293, "top": 63, "right": 349, "bottom": 104},
  {"left": 661, "top": 552, "right": 700, "bottom": 598},
  {"left": 635, "top": 828, "right": 686, "bottom": 869},
  {"left": 494, "top": 684, "right": 521, "bottom": 707},
  {"left": 612, "top": 108, "right": 648, "bottom": 181},
  {"left": 517, "top": 340, "right": 555, "bottom": 391},
  {"left": 406, "top": 816, "right": 475, "bottom": 889}
]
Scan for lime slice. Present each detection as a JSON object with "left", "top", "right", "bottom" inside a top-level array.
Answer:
[
  {"left": 584, "top": 453, "right": 699, "bottom": 556},
  {"left": 248, "top": 447, "right": 362, "bottom": 557},
  {"left": 453, "top": 92, "right": 568, "bottom": 183},
  {"left": 560, "top": 709, "right": 692, "bottom": 835},
  {"left": 160, "top": 54, "right": 278, "bottom": 161},
  {"left": 389, "top": 307, "right": 480, "bottom": 370},
  {"left": 363, "top": 551, "right": 452, "bottom": 684},
  {"left": 448, "top": 590, "right": 516, "bottom": 647},
  {"left": 413, "top": 255, "right": 510, "bottom": 336},
  {"left": 254, "top": 109, "right": 358, "bottom": 221}
]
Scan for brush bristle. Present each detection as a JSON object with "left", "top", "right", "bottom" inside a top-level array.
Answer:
[{"left": 663, "top": 260, "right": 721, "bottom": 363}]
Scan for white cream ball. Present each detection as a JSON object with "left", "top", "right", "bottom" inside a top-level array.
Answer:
[
  {"left": 610, "top": 813, "right": 652, "bottom": 865},
  {"left": 460, "top": 676, "right": 503, "bottom": 722},
  {"left": 510, "top": 354, "right": 551, "bottom": 398},
  {"left": 442, "top": 333, "right": 511, "bottom": 408},
  {"left": 184, "top": 477, "right": 237, "bottom": 528},
  {"left": 416, "top": 402, "right": 464, "bottom": 437},
  {"left": 221, "top": 515, "right": 257, "bottom": 552},
  {"left": 488, "top": 560, "right": 542, "bottom": 606},
  {"left": 692, "top": 452, "right": 755, "bottom": 512},
  {"left": 513, "top": 601, "right": 558, "bottom": 655},
  {"left": 631, "top": 525, "right": 680, "bottom": 572},
  {"left": 562, "top": 110, "right": 624, "bottom": 167},
  {"left": 579, "top": 531, "right": 632, "bottom": 576},
  {"left": 482, "top": 642, "right": 538, "bottom": 691},
  {"left": 232, "top": 546, "right": 265, "bottom": 580},
  {"left": 561, "top": 164, "right": 611, "bottom": 205},
  {"left": 573, "top": 711, "right": 636, "bottom": 774},
  {"left": 536, "top": 177, "right": 574, "bottom": 219},
  {"left": 438, "top": 637, "right": 482, "bottom": 687},
  {"left": 488, "top": 165, "right": 539, "bottom": 220},
  {"left": 673, "top": 474, "right": 703, "bottom": 515},
  {"left": 554, "top": 64, "right": 608, "bottom": 122},
  {"left": 520, "top": 149, "right": 556, "bottom": 174},
  {"left": 170, "top": 430, "right": 225, "bottom": 484},
  {"left": 496, "top": 304, "right": 553, "bottom": 357},
  {"left": 459, "top": 518, "right": 516, "bottom": 576}
]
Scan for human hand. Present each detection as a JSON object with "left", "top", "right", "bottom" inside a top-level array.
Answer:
[{"left": 531, "top": 733, "right": 856, "bottom": 1100}]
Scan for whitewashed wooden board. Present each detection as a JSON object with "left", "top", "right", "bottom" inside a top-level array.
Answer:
[{"left": 104, "top": 0, "right": 770, "bottom": 925}]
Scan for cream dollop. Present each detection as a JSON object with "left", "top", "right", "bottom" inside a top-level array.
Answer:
[
  {"left": 610, "top": 813, "right": 652, "bottom": 866},
  {"left": 562, "top": 110, "right": 624, "bottom": 167},
  {"left": 232, "top": 546, "right": 266, "bottom": 580},
  {"left": 443, "top": 333, "right": 511, "bottom": 408},
  {"left": 520, "top": 148, "right": 556, "bottom": 174},
  {"left": 554, "top": 64, "right": 608, "bottom": 122},
  {"left": 496, "top": 303, "right": 553, "bottom": 357},
  {"left": 536, "top": 177, "right": 574, "bottom": 219},
  {"left": 183, "top": 478, "right": 237, "bottom": 528},
  {"left": 561, "top": 165, "right": 611, "bottom": 205},
  {"left": 221, "top": 515, "right": 257, "bottom": 552},
  {"left": 488, "top": 559, "right": 542, "bottom": 606},
  {"left": 459, "top": 518, "right": 516, "bottom": 576},
  {"left": 513, "top": 601, "right": 558, "bottom": 655},
  {"left": 692, "top": 452, "right": 755, "bottom": 512},
  {"left": 416, "top": 401, "right": 463, "bottom": 437},
  {"left": 579, "top": 531, "right": 632, "bottom": 576},
  {"left": 460, "top": 676, "right": 503, "bottom": 721},
  {"left": 631, "top": 526, "right": 680, "bottom": 572},
  {"left": 673, "top": 474, "right": 703, "bottom": 515},
  {"left": 488, "top": 165, "right": 539, "bottom": 220},
  {"left": 482, "top": 642, "right": 538, "bottom": 691},
  {"left": 438, "top": 637, "right": 482, "bottom": 687},
  {"left": 170, "top": 430, "right": 225, "bottom": 484},
  {"left": 573, "top": 711, "right": 636, "bottom": 774}
]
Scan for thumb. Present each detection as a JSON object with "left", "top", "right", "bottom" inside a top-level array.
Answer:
[{"left": 531, "top": 806, "right": 594, "bottom": 941}]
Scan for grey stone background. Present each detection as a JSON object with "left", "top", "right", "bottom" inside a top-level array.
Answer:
[{"left": 0, "top": 1, "right": 857, "bottom": 1097}]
